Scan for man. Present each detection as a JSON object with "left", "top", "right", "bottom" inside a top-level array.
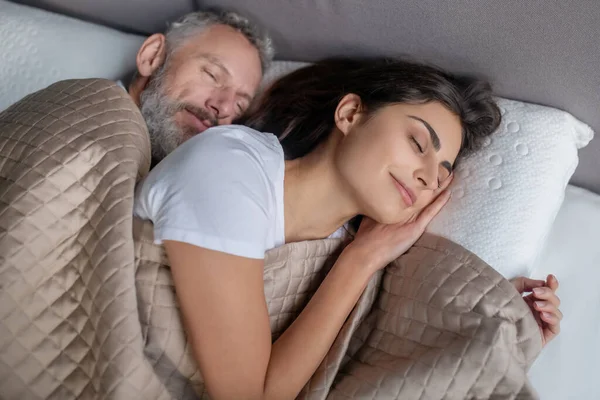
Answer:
[
  {"left": 126, "top": 10, "right": 274, "bottom": 163},
  {"left": 0, "top": 9, "right": 274, "bottom": 398}
]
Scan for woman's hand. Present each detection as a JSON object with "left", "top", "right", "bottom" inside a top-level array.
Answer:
[
  {"left": 346, "top": 183, "right": 452, "bottom": 272},
  {"left": 511, "top": 274, "right": 562, "bottom": 347}
]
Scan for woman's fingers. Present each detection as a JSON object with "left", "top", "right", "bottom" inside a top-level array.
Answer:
[
  {"left": 540, "top": 312, "right": 561, "bottom": 336},
  {"left": 406, "top": 212, "right": 419, "bottom": 224},
  {"left": 534, "top": 301, "right": 563, "bottom": 320},
  {"left": 518, "top": 274, "right": 562, "bottom": 346},
  {"left": 547, "top": 274, "right": 559, "bottom": 291},
  {"left": 511, "top": 277, "right": 546, "bottom": 293},
  {"left": 532, "top": 287, "right": 561, "bottom": 307},
  {"left": 533, "top": 281, "right": 562, "bottom": 345},
  {"left": 436, "top": 173, "right": 454, "bottom": 194},
  {"left": 415, "top": 190, "right": 451, "bottom": 230}
]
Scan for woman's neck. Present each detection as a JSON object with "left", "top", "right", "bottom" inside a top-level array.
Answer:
[{"left": 283, "top": 137, "right": 359, "bottom": 243}]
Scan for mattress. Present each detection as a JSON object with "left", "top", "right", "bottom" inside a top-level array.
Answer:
[{"left": 528, "top": 185, "right": 600, "bottom": 399}]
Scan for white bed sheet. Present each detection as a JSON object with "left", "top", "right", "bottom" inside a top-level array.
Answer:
[{"left": 528, "top": 185, "right": 600, "bottom": 399}]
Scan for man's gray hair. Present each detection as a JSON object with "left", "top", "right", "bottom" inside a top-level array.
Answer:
[{"left": 165, "top": 9, "right": 274, "bottom": 72}]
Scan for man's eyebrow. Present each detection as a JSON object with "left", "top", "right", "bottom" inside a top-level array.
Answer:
[
  {"left": 202, "top": 54, "right": 230, "bottom": 76},
  {"left": 201, "top": 54, "right": 253, "bottom": 103},
  {"left": 408, "top": 115, "right": 441, "bottom": 151}
]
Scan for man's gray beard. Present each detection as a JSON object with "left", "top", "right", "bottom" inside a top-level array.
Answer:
[{"left": 139, "top": 67, "right": 189, "bottom": 163}]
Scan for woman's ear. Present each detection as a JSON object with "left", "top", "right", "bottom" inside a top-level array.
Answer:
[
  {"left": 136, "top": 33, "right": 168, "bottom": 78},
  {"left": 334, "top": 94, "right": 363, "bottom": 136}
]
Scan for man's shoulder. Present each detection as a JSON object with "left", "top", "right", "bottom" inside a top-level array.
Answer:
[
  {"left": 2, "top": 78, "right": 148, "bottom": 158},
  {"left": 194, "top": 125, "right": 283, "bottom": 164}
]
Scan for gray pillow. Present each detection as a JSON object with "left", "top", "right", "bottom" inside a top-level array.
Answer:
[{"left": 0, "top": 0, "right": 144, "bottom": 111}]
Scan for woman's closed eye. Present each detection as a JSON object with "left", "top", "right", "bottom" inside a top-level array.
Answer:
[
  {"left": 411, "top": 136, "right": 424, "bottom": 153},
  {"left": 412, "top": 135, "right": 446, "bottom": 189}
]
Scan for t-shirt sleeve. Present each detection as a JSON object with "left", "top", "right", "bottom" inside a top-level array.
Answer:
[{"left": 135, "top": 129, "right": 274, "bottom": 259}]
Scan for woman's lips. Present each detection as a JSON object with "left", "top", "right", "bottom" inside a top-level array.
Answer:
[{"left": 391, "top": 175, "right": 416, "bottom": 207}]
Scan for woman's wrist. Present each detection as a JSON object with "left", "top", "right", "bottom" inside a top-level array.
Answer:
[{"left": 338, "top": 242, "right": 384, "bottom": 276}]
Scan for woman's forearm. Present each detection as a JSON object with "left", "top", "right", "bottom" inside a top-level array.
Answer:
[{"left": 262, "top": 251, "right": 374, "bottom": 399}]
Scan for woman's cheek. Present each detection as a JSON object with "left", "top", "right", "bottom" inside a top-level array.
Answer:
[{"left": 417, "top": 192, "right": 435, "bottom": 210}]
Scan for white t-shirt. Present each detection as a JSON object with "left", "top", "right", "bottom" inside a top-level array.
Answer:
[{"left": 133, "top": 125, "right": 286, "bottom": 259}]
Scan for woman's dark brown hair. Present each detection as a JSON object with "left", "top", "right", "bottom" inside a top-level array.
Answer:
[{"left": 241, "top": 57, "right": 501, "bottom": 161}]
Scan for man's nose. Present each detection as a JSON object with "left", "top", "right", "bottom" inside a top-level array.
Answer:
[{"left": 207, "top": 89, "right": 236, "bottom": 122}]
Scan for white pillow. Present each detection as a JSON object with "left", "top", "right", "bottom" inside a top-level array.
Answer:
[
  {"left": 428, "top": 99, "right": 593, "bottom": 278},
  {"left": 0, "top": 0, "right": 144, "bottom": 111},
  {"left": 262, "top": 62, "right": 594, "bottom": 279}
]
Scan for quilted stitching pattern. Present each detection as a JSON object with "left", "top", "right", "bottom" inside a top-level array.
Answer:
[
  {"left": 0, "top": 79, "right": 153, "bottom": 399},
  {"left": 329, "top": 236, "right": 541, "bottom": 399},
  {"left": 0, "top": 79, "right": 542, "bottom": 399},
  {"left": 134, "top": 218, "right": 360, "bottom": 400},
  {"left": 133, "top": 216, "right": 541, "bottom": 400}
]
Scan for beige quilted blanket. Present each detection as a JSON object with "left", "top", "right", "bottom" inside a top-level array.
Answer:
[{"left": 0, "top": 79, "right": 542, "bottom": 400}]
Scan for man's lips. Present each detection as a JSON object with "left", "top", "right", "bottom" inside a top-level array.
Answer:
[
  {"left": 183, "top": 108, "right": 213, "bottom": 133},
  {"left": 391, "top": 174, "right": 416, "bottom": 207}
]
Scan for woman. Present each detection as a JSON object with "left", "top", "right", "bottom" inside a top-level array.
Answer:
[{"left": 134, "top": 58, "right": 561, "bottom": 399}]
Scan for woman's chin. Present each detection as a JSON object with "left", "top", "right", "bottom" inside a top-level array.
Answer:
[{"left": 372, "top": 208, "right": 413, "bottom": 226}]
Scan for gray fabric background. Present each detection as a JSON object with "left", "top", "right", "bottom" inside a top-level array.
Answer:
[{"left": 13, "top": 0, "right": 600, "bottom": 193}]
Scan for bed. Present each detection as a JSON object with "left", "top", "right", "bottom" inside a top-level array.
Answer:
[
  {"left": 528, "top": 185, "right": 600, "bottom": 399},
  {"left": 2, "top": 0, "right": 599, "bottom": 398}
]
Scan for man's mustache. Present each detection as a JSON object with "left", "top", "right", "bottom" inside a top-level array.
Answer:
[{"left": 179, "top": 103, "right": 218, "bottom": 128}]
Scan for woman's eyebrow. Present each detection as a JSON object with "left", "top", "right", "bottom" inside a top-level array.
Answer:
[{"left": 408, "top": 115, "right": 440, "bottom": 151}]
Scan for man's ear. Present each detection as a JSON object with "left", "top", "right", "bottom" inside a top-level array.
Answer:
[
  {"left": 136, "top": 33, "right": 167, "bottom": 78},
  {"left": 128, "top": 34, "right": 167, "bottom": 105},
  {"left": 334, "top": 93, "right": 363, "bottom": 136}
]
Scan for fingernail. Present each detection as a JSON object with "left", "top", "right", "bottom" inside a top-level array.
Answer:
[
  {"left": 535, "top": 301, "right": 546, "bottom": 308},
  {"left": 542, "top": 312, "right": 552, "bottom": 319},
  {"left": 533, "top": 288, "right": 544, "bottom": 295}
]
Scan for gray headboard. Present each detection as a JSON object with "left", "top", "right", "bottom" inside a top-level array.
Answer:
[{"left": 14, "top": 0, "right": 600, "bottom": 193}]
